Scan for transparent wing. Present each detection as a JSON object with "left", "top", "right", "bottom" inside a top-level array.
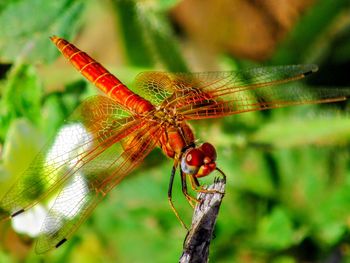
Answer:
[
  {"left": 133, "top": 65, "right": 350, "bottom": 120},
  {"left": 0, "top": 95, "right": 143, "bottom": 220},
  {"left": 35, "top": 123, "right": 162, "bottom": 253},
  {"left": 133, "top": 65, "right": 317, "bottom": 106},
  {"left": 133, "top": 71, "right": 174, "bottom": 105}
]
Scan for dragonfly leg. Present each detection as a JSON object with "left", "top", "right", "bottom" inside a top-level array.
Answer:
[
  {"left": 168, "top": 164, "right": 188, "bottom": 230},
  {"left": 216, "top": 167, "right": 227, "bottom": 182},
  {"left": 189, "top": 175, "right": 214, "bottom": 193},
  {"left": 191, "top": 168, "right": 226, "bottom": 194},
  {"left": 189, "top": 175, "right": 200, "bottom": 190},
  {"left": 180, "top": 170, "right": 200, "bottom": 208},
  {"left": 192, "top": 187, "right": 224, "bottom": 195}
]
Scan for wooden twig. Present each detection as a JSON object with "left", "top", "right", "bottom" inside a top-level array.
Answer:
[{"left": 179, "top": 177, "right": 226, "bottom": 263}]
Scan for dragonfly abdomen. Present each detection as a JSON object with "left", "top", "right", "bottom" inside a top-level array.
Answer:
[{"left": 50, "top": 36, "right": 154, "bottom": 114}]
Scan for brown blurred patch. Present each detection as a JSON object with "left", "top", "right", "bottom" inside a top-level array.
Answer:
[
  {"left": 0, "top": 221, "right": 32, "bottom": 259},
  {"left": 171, "top": 0, "right": 315, "bottom": 61}
]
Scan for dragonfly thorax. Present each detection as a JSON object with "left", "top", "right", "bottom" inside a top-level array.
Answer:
[
  {"left": 152, "top": 107, "right": 184, "bottom": 126},
  {"left": 181, "top": 142, "right": 217, "bottom": 177},
  {"left": 158, "top": 121, "right": 195, "bottom": 159}
]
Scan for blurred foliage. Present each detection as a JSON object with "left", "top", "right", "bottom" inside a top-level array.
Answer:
[
  {"left": 113, "top": 0, "right": 188, "bottom": 71},
  {"left": 271, "top": 0, "right": 350, "bottom": 64},
  {"left": 0, "top": 0, "right": 350, "bottom": 262},
  {"left": 0, "top": 0, "right": 85, "bottom": 64}
]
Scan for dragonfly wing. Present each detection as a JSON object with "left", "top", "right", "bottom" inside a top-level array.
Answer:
[
  {"left": 35, "top": 123, "right": 161, "bottom": 253},
  {"left": 0, "top": 95, "right": 141, "bottom": 220},
  {"left": 133, "top": 65, "right": 350, "bottom": 120},
  {"left": 180, "top": 83, "right": 350, "bottom": 120},
  {"left": 132, "top": 71, "right": 174, "bottom": 106},
  {"left": 35, "top": 174, "right": 103, "bottom": 253},
  {"left": 133, "top": 65, "right": 317, "bottom": 106}
]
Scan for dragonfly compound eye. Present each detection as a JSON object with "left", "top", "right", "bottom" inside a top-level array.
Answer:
[
  {"left": 199, "top": 142, "right": 217, "bottom": 162},
  {"left": 194, "top": 142, "right": 217, "bottom": 177},
  {"left": 181, "top": 148, "right": 205, "bottom": 175}
]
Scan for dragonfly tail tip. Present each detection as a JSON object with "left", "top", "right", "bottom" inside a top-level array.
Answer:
[{"left": 50, "top": 35, "right": 60, "bottom": 43}]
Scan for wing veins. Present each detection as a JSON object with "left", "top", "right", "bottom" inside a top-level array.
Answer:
[{"left": 35, "top": 124, "right": 162, "bottom": 253}]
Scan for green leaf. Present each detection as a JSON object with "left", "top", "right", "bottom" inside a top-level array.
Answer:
[
  {"left": 41, "top": 94, "right": 67, "bottom": 138},
  {"left": 0, "top": 0, "right": 85, "bottom": 64},
  {"left": 0, "top": 63, "right": 42, "bottom": 141},
  {"left": 154, "top": 0, "right": 181, "bottom": 11},
  {"left": 113, "top": 0, "right": 154, "bottom": 67},
  {"left": 316, "top": 222, "right": 345, "bottom": 246},
  {"left": 220, "top": 148, "right": 275, "bottom": 197},
  {"left": 0, "top": 250, "right": 12, "bottom": 263},
  {"left": 139, "top": 8, "right": 188, "bottom": 72},
  {"left": 271, "top": 0, "right": 350, "bottom": 64},
  {"left": 272, "top": 256, "right": 296, "bottom": 263},
  {"left": 311, "top": 183, "right": 350, "bottom": 245},
  {"left": 1, "top": 119, "right": 44, "bottom": 186},
  {"left": 256, "top": 207, "right": 295, "bottom": 250},
  {"left": 113, "top": 0, "right": 188, "bottom": 71},
  {"left": 251, "top": 114, "right": 350, "bottom": 148}
]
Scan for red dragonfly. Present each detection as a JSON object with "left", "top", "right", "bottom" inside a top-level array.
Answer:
[{"left": 0, "top": 36, "right": 348, "bottom": 253}]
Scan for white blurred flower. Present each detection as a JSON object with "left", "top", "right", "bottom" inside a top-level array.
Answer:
[
  {"left": 12, "top": 204, "right": 47, "bottom": 237},
  {"left": 46, "top": 123, "right": 93, "bottom": 169},
  {"left": 12, "top": 123, "right": 92, "bottom": 237}
]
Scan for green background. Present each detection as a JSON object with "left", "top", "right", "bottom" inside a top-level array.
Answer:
[{"left": 0, "top": 0, "right": 350, "bottom": 262}]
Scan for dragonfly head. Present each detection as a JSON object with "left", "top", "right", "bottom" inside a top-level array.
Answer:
[{"left": 180, "top": 142, "right": 217, "bottom": 177}]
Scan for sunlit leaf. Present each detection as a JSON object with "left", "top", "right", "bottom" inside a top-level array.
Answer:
[
  {"left": 251, "top": 115, "right": 350, "bottom": 148},
  {"left": 0, "top": 0, "right": 85, "bottom": 64},
  {"left": 113, "top": 0, "right": 154, "bottom": 67},
  {"left": 256, "top": 207, "right": 295, "bottom": 250},
  {"left": 113, "top": 0, "right": 188, "bottom": 71},
  {"left": 0, "top": 64, "right": 42, "bottom": 141},
  {"left": 1, "top": 119, "right": 44, "bottom": 185},
  {"left": 272, "top": 0, "right": 350, "bottom": 63}
]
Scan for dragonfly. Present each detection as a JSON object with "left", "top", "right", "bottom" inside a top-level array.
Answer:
[{"left": 0, "top": 36, "right": 349, "bottom": 254}]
